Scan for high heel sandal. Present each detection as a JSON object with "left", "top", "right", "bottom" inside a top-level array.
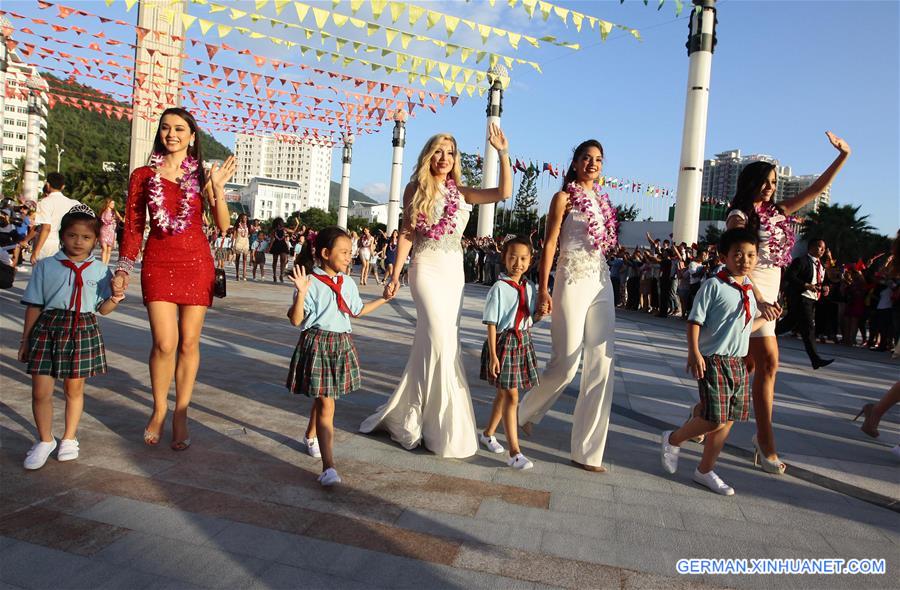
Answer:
[
  {"left": 170, "top": 438, "right": 192, "bottom": 452},
  {"left": 751, "top": 435, "right": 786, "bottom": 474},
  {"left": 852, "top": 403, "right": 879, "bottom": 438},
  {"left": 143, "top": 427, "right": 162, "bottom": 446}
]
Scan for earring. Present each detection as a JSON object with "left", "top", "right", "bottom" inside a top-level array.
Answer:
[{"left": 189, "top": 140, "right": 195, "bottom": 148}]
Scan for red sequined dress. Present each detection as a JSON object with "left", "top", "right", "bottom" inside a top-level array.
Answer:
[{"left": 117, "top": 166, "right": 215, "bottom": 306}]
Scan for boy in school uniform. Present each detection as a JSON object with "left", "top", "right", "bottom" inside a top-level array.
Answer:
[{"left": 659, "top": 228, "right": 774, "bottom": 495}]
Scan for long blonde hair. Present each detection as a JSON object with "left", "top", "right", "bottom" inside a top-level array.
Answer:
[{"left": 409, "top": 133, "right": 462, "bottom": 224}]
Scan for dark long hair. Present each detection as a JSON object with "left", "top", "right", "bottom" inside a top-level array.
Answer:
[
  {"left": 150, "top": 107, "right": 207, "bottom": 191},
  {"left": 561, "top": 139, "right": 605, "bottom": 189},
  {"left": 726, "top": 161, "right": 780, "bottom": 235}
]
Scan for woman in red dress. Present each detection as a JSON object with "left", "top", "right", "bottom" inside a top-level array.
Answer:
[{"left": 114, "top": 108, "right": 235, "bottom": 450}]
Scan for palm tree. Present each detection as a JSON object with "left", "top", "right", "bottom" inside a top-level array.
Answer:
[{"left": 800, "top": 203, "right": 876, "bottom": 262}]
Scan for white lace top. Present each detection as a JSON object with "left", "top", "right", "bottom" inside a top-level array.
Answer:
[
  {"left": 556, "top": 190, "right": 610, "bottom": 284},
  {"left": 410, "top": 186, "right": 470, "bottom": 258}
]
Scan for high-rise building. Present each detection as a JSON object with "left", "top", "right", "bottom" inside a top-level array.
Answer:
[
  {"left": 1, "top": 36, "right": 49, "bottom": 185},
  {"left": 700, "top": 149, "right": 828, "bottom": 215},
  {"left": 233, "top": 133, "right": 331, "bottom": 212}
]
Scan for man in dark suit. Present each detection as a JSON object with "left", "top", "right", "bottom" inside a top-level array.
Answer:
[{"left": 776, "top": 239, "right": 833, "bottom": 369}]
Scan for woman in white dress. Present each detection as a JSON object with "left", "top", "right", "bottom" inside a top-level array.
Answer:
[
  {"left": 725, "top": 131, "right": 850, "bottom": 474},
  {"left": 517, "top": 140, "right": 618, "bottom": 472},
  {"left": 360, "top": 125, "right": 511, "bottom": 458},
  {"left": 358, "top": 227, "right": 374, "bottom": 285}
]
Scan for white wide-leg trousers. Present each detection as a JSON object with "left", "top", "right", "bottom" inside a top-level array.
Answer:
[{"left": 519, "top": 273, "right": 616, "bottom": 467}]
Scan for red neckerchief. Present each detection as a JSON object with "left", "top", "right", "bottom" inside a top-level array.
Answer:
[
  {"left": 716, "top": 270, "right": 752, "bottom": 325},
  {"left": 310, "top": 272, "right": 358, "bottom": 317},
  {"left": 501, "top": 278, "right": 530, "bottom": 337},
  {"left": 59, "top": 259, "right": 92, "bottom": 333}
]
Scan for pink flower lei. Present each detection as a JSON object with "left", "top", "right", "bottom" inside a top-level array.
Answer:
[
  {"left": 565, "top": 181, "right": 618, "bottom": 253},
  {"left": 757, "top": 201, "right": 797, "bottom": 267},
  {"left": 147, "top": 152, "right": 200, "bottom": 235},
  {"left": 416, "top": 178, "right": 461, "bottom": 241}
]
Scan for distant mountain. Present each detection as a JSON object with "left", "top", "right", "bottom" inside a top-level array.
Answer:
[
  {"left": 43, "top": 73, "right": 232, "bottom": 172},
  {"left": 328, "top": 181, "right": 377, "bottom": 212}
]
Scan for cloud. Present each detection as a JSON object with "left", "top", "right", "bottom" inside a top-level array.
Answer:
[{"left": 361, "top": 182, "right": 389, "bottom": 199}]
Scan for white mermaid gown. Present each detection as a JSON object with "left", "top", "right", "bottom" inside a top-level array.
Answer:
[{"left": 359, "top": 195, "right": 477, "bottom": 458}]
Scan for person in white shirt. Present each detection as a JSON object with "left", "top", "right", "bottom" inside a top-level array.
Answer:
[{"left": 31, "top": 173, "right": 79, "bottom": 264}]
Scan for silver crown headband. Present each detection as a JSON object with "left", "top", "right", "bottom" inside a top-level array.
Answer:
[{"left": 67, "top": 203, "right": 97, "bottom": 218}]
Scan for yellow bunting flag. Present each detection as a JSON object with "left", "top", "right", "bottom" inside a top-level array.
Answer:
[
  {"left": 332, "top": 13, "right": 348, "bottom": 27},
  {"left": 400, "top": 32, "right": 413, "bottom": 49},
  {"left": 294, "top": 2, "right": 309, "bottom": 23},
  {"left": 312, "top": 7, "right": 329, "bottom": 29},
  {"left": 124, "top": 0, "right": 139, "bottom": 11},
  {"left": 522, "top": 0, "right": 537, "bottom": 18},
  {"left": 198, "top": 18, "right": 214, "bottom": 34},
  {"left": 444, "top": 15, "right": 459, "bottom": 37},
  {"left": 539, "top": 1, "right": 551, "bottom": 21},
  {"left": 438, "top": 62, "right": 449, "bottom": 78},
  {"left": 389, "top": 1, "right": 404, "bottom": 23},
  {"left": 553, "top": 6, "right": 568, "bottom": 25},
  {"left": 274, "top": 0, "right": 290, "bottom": 14},
  {"left": 425, "top": 10, "right": 441, "bottom": 30},
  {"left": 477, "top": 24, "right": 491, "bottom": 44},
  {"left": 181, "top": 13, "right": 198, "bottom": 30},
  {"left": 255, "top": 0, "right": 269, "bottom": 11},
  {"left": 459, "top": 47, "right": 471, "bottom": 63},
  {"left": 366, "top": 23, "right": 378, "bottom": 36},
  {"left": 216, "top": 24, "right": 232, "bottom": 37},
  {"left": 209, "top": 3, "right": 227, "bottom": 14},
  {"left": 349, "top": 0, "right": 365, "bottom": 14},
  {"left": 230, "top": 8, "right": 246, "bottom": 20},
  {"left": 571, "top": 13, "right": 583, "bottom": 32},
  {"left": 370, "top": 0, "right": 388, "bottom": 20},
  {"left": 384, "top": 29, "right": 398, "bottom": 46},
  {"left": 598, "top": 20, "right": 612, "bottom": 41},
  {"left": 408, "top": 5, "right": 424, "bottom": 26},
  {"left": 507, "top": 32, "right": 521, "bottom": 50}
]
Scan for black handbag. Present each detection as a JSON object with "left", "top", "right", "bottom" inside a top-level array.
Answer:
[{"left": 214, "top": 268, "right": 227, "bottom": 298}]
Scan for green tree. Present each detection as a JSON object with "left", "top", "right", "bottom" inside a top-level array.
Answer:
[
  {"left": 296, "top": 207, "right": 337, "bottom": 230},
  {"left": 702, "top": 224, "right": 723, "bottom": 247},
  {"left": 2, "top": 158, "right": 25, "bottom": 198},
  {"left": 800, "top": 203, "right": 886, "bottom": 262},
  {"left": 512, "top": 167, "right": 539, "bottom": 234},
  {"left": 614, "top": 203, "right": 640, "bottom": 222}
]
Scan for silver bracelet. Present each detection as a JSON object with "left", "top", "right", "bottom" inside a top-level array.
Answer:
[{"left": 498, "top": 149, "right": 509, "bottom": 158}]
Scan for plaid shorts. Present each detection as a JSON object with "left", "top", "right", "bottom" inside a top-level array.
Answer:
[
  {"left": 286, "top": 328, "right": 360, "bottom": 399},
  {"left": 26, "top": 310, "right": 107, "bottom": 379},
  {"left": 480, "top": 328, "right": 540, "bottom": 391},
  {"left": 697, "top": 355, "right": 750, "bottom": 424}
]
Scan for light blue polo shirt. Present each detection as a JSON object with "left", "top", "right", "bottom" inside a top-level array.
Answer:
[
  {"left": 22, "top": 251, "right": 113, "bottom": 312},
  {"left": 688, "top": 274, "right": 759, "bottom": 357},
  {"left": 299, "top": 267, "right": 363, "bottom": 334},
  {"left": 482, "top": 274, "right": 539, "bottom": 332}
]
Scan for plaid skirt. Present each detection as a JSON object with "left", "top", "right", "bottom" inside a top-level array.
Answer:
[
  {"left": 697, "top": 355, "right": 750, "bottom": 424},
  {"left": 480, "top": 329, "right": 540, "bottom": 390},
  {"left": 286, "top": 328, "right": 360, "bottom": 398},
  {"left": 26, "top": 310, "right": 107, "bottom": 378}
]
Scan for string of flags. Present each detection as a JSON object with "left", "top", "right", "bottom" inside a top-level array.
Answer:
[{"left": 508, "top": 157, "right": 675, "bottom": 198}]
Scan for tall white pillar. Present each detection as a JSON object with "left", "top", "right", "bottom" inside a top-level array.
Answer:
[
  {"left": 22, "top": 81, "right": 42, "bottom": 202},
  {"left": 337, "top": 133, "right": 353, "bottom": 229},
  {"left": 129, "top": 0, "right": 185, "bottom": 172},
  {"left": 386, "top": 109, "right": 407, "bottom": 235},
  {"left": 672, "top": 0, "right": 718, "bottom": 244},
  {"left": 476, "top": 65, "right": 507, "bottom": 238}
]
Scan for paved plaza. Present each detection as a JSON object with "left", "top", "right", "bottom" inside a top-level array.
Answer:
[{"left": 1, "top": 267, "right": 898, "bottom": 589}]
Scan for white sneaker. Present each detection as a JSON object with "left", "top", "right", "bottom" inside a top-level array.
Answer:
[
  {"left": 507, "top": 453, "right": 534, "bottom": 470},
  {"left": 318, "top": 467, "right": 342, "bottom": 487},
  {"left": 24, "top": 439, "right": 57, "bottom": 470},
  {"left": 57, "top": 439, "right": 79, "bottom": 462},
  {"left": 479, "top": 433, "right": 505, "bottom": 454},
  {"left": 660, "top": 430, "right": 680, "bottom": 474},
  {"left": 693, "top": 468, "right": 735, "bottom": 496},
  {"left": 306, "top": 437, "right": 321, "bottom": 458}
]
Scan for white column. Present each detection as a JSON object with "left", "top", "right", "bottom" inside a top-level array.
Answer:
[
  {"left": 476, "top": 70, "right": 505, "bottom": 237},
  {"left": 672, "top": 0, "right": 718, "bottom": 245},
  {"left": 128, "top": 0, "right": 185, "bottom": 172},
  {"left": 22, "top": 81, "right": 42, "bottom": 202},
  {"left": 386, "top": 109, "right": 407, "bottom": 235},
  {"left": 337, "top": 134, "right": 353, "bottom": 229}
]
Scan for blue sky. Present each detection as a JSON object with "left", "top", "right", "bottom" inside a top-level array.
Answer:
[{"left": 9, "top": 0, "right": 899, "bottom": 235}]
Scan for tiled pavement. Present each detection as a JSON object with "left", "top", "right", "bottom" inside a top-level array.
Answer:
[{"left": 1, "top": 266, "right": 898, "bottom": 589}]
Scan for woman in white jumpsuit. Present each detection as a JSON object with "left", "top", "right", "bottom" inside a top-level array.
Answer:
[{"left": 519, "top": 139, "right": 617, "bottom": 471}]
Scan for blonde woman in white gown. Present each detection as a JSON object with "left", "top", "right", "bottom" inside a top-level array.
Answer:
[{"left": 360, "top": 125, "right": 512, "bottom": 458}]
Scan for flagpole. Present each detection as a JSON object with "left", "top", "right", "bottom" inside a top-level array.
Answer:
[{"left": 477, "top": 65, "right": 507, "bottom": 238}]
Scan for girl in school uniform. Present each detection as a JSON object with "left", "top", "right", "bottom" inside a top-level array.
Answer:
[
  {"left": 18, "top": 205, "right": 125, "bottom": 469},
  {"left": 479, "top": 236, "right": 543, "bottom": 470},
  {"left": 286, "top": 227, "right": 392, "bottom": 486}
]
